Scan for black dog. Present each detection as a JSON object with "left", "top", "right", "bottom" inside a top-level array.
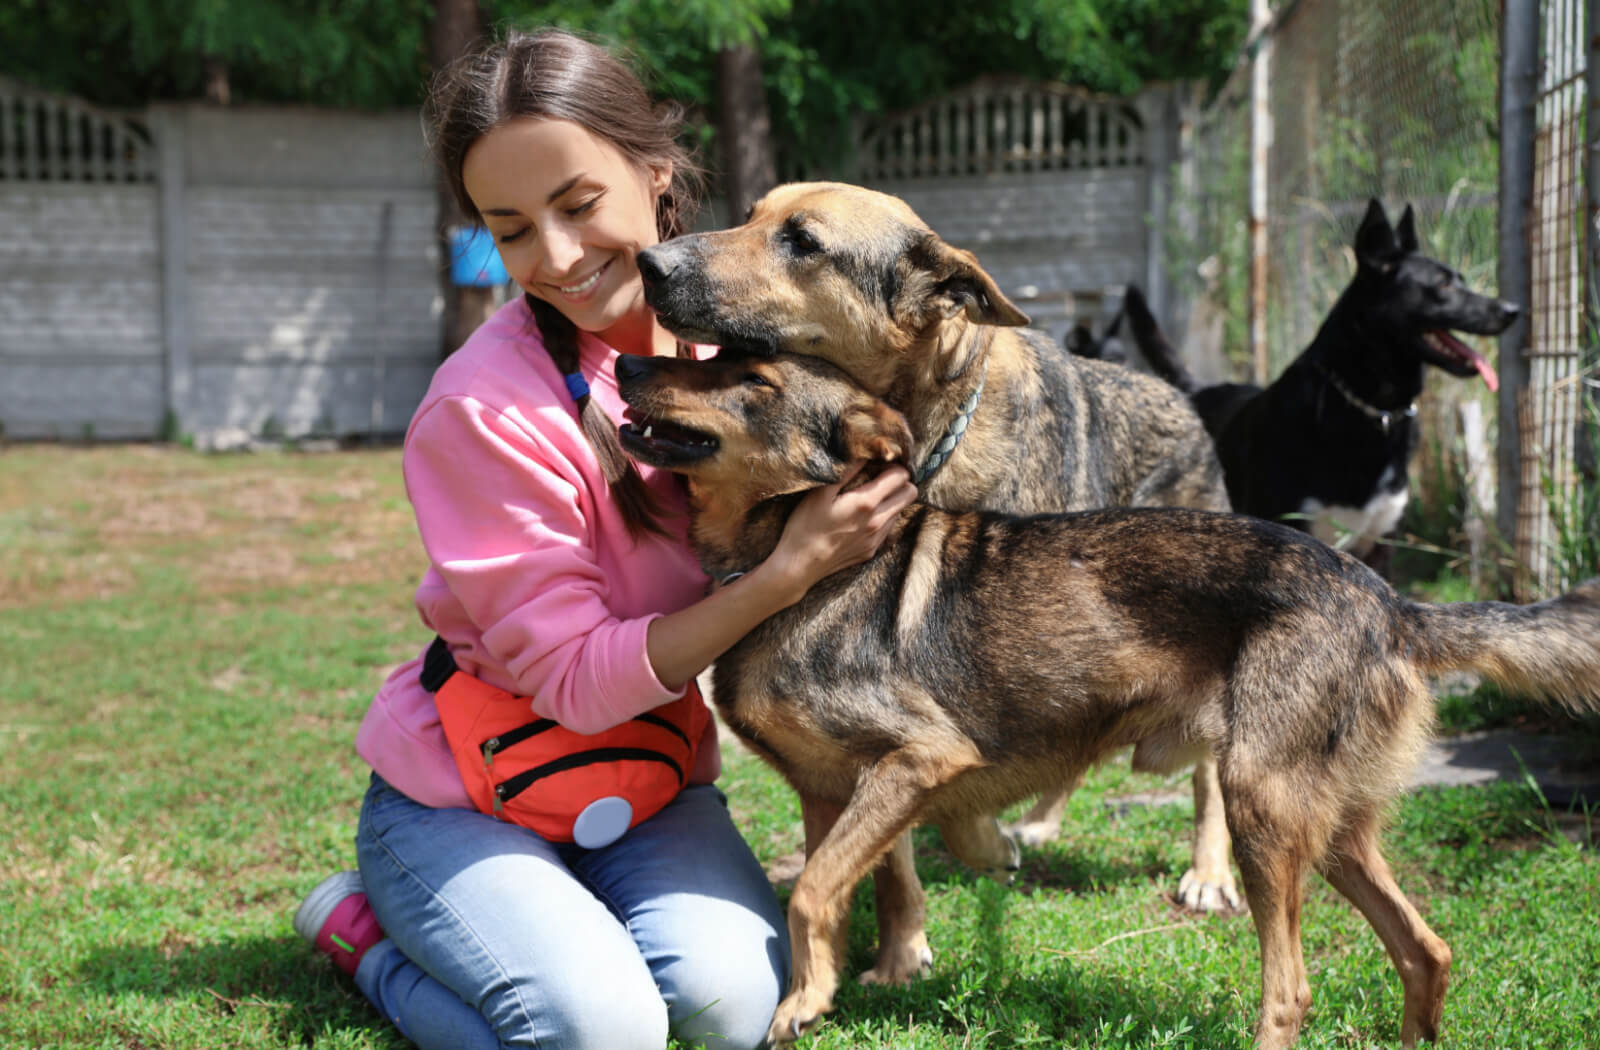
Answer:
[
  {"left": 1128, "top": 199, "right": 1520, "bottom": 573},
  {"left": 1063, "top": 304, "right": 1127, "bottom": 365}
]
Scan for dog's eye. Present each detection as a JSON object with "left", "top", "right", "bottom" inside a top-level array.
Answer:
[
  {"left": 742, "top": 372, "right": 775, "bottom": 389},
  {"left": 780, "top": 222, "right": 823, "bottom": 258}
]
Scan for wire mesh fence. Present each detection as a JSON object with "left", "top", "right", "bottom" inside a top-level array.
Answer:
[
  {"left": 1519, "top": 0, "right": 1591, "bottom": 598},
  {"left": 1178, "top": 0, "right": 1596, "bottom": 598}
]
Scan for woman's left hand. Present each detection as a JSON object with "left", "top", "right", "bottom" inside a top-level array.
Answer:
[{"left": 763, "top": 461, "right": 918, "bottom": 601}]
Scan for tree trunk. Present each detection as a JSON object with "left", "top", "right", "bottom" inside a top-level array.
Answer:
[
  {"left": 202, "top": 56, "right": 230, "bottom": 105},
  {"left": 429, "top": 0, "right": 493, "bottom": 360},
  {"left": 716, "top": 43, "right": 778, "bottom": 223}
]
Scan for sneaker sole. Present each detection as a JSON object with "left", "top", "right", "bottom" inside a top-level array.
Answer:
[{"left": 293, "top": 870, "right": 365, "bottom": 944}]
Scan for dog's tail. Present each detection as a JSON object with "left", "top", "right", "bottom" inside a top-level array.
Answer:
[
  {"left": 1122, "top": 284, "right": 1197, "bottom": 394},
  {"left": 1405, "top": 577, "right": 1600, "bottom": 715}
]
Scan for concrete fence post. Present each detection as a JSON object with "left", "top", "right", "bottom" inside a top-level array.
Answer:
[{"left": 150, "top": 104, "right": 191, "bottom": 439}]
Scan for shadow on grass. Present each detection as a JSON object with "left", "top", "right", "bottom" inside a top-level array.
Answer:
[
  {"left": 806, "top": 871, "right": 1250, "bottom": 1046},
  {"left": 908, "top": 825, "right": 1181, "bottom": 896},
  {"left": 829, "top": 883, "right": 1246, "bottom": 1046},
  {"left": 77, "top": 936, "right": 393, "bottom": 1045}
]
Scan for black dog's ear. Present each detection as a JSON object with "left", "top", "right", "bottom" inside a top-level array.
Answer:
[
  {"left": 1355, "top": 198, "right": 1401, "bottom": 273},
  {"left": 839, "top": 399, "right": 915, "bottom": 466},
  {"left": 910, "top": 234, "right": 1030, "bottom": 327},
  {"left": 1064, "top": 323, "right": 1095, "bottom": 357},
  {"left": 1395, "top": 204, "right": 1419, "bottom": 253}
]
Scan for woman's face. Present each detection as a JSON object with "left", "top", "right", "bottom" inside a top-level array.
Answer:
[{"left": 464, "top": 117, "right": 671, "bottom": 351}]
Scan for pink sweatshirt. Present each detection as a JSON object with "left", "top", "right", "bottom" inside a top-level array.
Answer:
[{"left": 356, "top": 296, "right": 719, "bottom": 809}]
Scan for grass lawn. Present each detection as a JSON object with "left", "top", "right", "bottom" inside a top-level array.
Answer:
[{"left": 2, "top": 444, "right": 1597, "bottom": 1049}]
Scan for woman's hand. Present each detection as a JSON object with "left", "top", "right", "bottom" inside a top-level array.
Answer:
[
  {"left": 763, "top": 461, "right": 919, "bottom": 603},
  {"left": 644, "top": 461, "right": 916, "bottom": 691}
]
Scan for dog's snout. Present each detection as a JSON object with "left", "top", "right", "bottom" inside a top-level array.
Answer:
[
  {"left": 1499, "top": 301, "right": 1522, "bottom": 323},
  {"left": 637, "top": 244, "right": 676, "bottom": 289},
  {"left": 614, "top": 353, "right": 652, "bottom": 384}
]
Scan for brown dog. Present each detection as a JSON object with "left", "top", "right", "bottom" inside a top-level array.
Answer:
[
  {"left": 636, "top": 183, "right": 1240, "bottom": 984},
  {"left": 614, "top": 348, "right": 1600, "bottom": 1048}
]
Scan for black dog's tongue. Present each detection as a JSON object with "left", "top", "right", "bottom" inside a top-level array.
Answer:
[{"left": 1428, "top": 330, "right": 1500, "bottom": 393}]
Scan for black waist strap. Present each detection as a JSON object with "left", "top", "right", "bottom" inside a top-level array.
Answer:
[
  {"left": 420, "top": 635, "right": 456, "bottom": 692},
  {"left": 420, "top": 637, "right": 694, "bottom": 754}
]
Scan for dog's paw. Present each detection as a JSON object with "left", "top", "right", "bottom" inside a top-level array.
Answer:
[
  {"left": 1177, "top": 867, "right": 1243, "bottom": 913},
  {"left": 1005, "top": 818, "right": 1061, "bottom": 848},
  {"left": 767, "top": 988, "right": 832, "bottom": 1045},
  {"left": 979, "top": 831, "right": 1022, "bottom": 884},
  {"left": 857, "top": 940, "right": 933, "bottom": 986}
]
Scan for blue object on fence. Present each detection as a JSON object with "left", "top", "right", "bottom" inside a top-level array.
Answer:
[{"left": 449, "top": 226, "right": 511, "bottom": 288}]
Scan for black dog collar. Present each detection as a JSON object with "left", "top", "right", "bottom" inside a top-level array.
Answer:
[{"left": 1314, "top": 362, "right": 1416, "bottom": 436}]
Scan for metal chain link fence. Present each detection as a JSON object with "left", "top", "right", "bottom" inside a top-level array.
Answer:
[{"left": 1177, "top": 0, "right": 1596, "bottom": 598}]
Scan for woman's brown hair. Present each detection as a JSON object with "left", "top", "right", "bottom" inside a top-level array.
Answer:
[{"left": 423, "top": 28, "right": 706, "bottom": 537}]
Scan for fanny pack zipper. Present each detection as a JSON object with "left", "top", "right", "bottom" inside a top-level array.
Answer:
[
  {"left": 493, "top": 747, "right": 686, "bottom": 812},
  {"left": 481, "top": 719, "right": 558, "bottom": 768}
]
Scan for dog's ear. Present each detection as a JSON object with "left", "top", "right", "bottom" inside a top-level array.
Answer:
[
  {"left": 1395, "top": 204, "right": 1419, "bottom": 253},
  {"left": 1355, "top": 198, "right": 1401, "bottom": 273},
  {"left": 1064, "top": 323, "right": 1095, "bottom": 357},
  {"left": 911, "top": 235, "right": 1030, "bottom": 327},
  {"left": 839, "top": 398, "right": 915, "bottom": 465}
]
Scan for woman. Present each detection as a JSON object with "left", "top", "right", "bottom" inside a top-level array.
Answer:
[{"left": 293, "top": 28, "right": 916, "bottom": 1050}]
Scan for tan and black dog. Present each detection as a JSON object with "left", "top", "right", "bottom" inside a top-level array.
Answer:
[
  {"left": 614, "top": 348, "right": 1600, "bottom": 1049},
  {"left": 636, "top": 182, "right": 1240, "bottom": 985}
]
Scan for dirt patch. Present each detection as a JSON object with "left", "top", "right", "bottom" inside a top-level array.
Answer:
[{"left": 0, "top": 446, "right": 421, "bottom": 609}]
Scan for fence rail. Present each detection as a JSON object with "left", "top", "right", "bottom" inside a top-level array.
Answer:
[
  {"left": 0, "top": 78, "right": 155, "bottom": 183},
  {"left": 854, "top": 78, "right": 1144, "bottom": 181}
]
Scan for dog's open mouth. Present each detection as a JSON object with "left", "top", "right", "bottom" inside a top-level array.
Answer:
[
  {"left": 1421, "top": 329, "right": 1500, "bottom": 393},
  {"left": 619, "top": 417, "right": 720, "bottom": 465}
]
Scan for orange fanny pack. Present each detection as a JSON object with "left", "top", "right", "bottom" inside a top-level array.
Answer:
[{"left": 421, "top": 637, "right": 708, "bottom": 848}]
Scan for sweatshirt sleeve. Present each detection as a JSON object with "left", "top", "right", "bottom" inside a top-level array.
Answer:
[{"left": 403, "top": 392, "right": 683, "bottom": 734}]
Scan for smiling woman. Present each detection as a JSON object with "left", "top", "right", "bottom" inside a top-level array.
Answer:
[
  {"left": 464, "top": 118, "right": 673, "bottom": 355},
  {"left": 287, "top": 26, "right": 917, "bottom": 1050}
]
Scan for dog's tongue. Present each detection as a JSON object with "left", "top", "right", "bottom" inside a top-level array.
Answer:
[{"left": 1432, "top": 330, "right": 1500, "bottom": 393}]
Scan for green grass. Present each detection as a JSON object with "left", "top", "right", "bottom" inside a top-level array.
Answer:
[{"left": 3, "top": 445, "right": 1598, "bottom": 1049}]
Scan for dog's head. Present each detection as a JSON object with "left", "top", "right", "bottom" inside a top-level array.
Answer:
[
  {"left": 1351, "top": 198, "right": 1520, "bottom": 391},
  {"left": 615, "top": 351, "right": 913, "bottom": 503},
  {"left": 635, "top": 182, "right": 1028, "bottom": 396}
]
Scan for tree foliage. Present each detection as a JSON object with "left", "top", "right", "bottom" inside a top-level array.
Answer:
[
  {"left": 2, "top": 0, "right": 433, "bottom": 109},
  {"left": 7, "top": 0, "right": 1247, "bottom": 167}
]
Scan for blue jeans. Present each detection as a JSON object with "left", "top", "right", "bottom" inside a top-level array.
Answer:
[{"left": 352, "top": 773, "right": 790, "bottom": 1050}]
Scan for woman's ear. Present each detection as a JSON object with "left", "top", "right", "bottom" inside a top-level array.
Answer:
[{"left": 649, "top": 161, "right": 673, "bottom": 199}]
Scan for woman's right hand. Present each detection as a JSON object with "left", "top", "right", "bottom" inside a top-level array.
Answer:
[{"left": 763, "top": 461, "right": 918, "bottom": 603}]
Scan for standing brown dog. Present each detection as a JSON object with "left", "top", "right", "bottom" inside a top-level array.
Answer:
[
  {"left": 615, "top": 349, "right": 1600, "bottom": 1048},
  {"left": 636, "top": 182, "right": 1239, "bottom": 984}
]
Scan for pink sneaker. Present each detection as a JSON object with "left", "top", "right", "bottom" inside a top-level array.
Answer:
[{"left": 294, "top": 871, "right": 384, "bottom": 977}]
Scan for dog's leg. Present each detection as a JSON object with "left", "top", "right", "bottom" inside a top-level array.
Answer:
[
  {"left": 805, "top": 796, "right": 937, "bottom": 991},
  {"left": 1319, "top": 813, "right": 1451, "bottom": 1046},
  {"left": 769, "top": 746, "right": 957, "bottom": 1045},
  {"left": 937, "top": 813, "right": 1020, "bottom": 883},
  {"left": 1229, "top": 783, "right": 1322, "bottom": 1050},
  {"left": 861, "top": 832, "right": 934, "bottom": 985},
  {"left": 1176, "top": 752, "right": 1243, "bottom": 913},
  {"left": 1238, "top": 849, "right": 1314, "bottom": 1050},
  {"left": 802, "top": 795, "right": 844, "bottom": 854},
  {"left": 796, "top": 795, "right": 851, "bottom": 979},
  {"left": 1006, "top": 770, "right": 1084, "bottom": 847}
]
